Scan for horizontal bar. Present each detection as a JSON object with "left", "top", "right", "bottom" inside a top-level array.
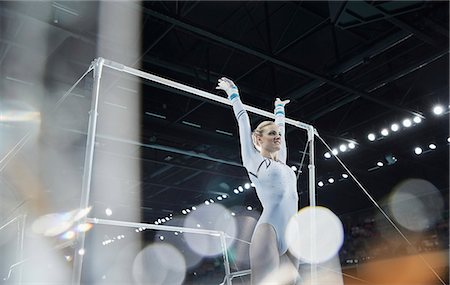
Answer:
[
  {"left": 0, "top": 215, "right": 22, "bottom": 231},
  {"left": 230, "top": 269, "right": 251, "bottom": 279},
  {"left": 86, "top": 217, "right": 223, "bottom": 236},
  {"left": 102, "top": 58, "right": 312, "bottom": 131}
]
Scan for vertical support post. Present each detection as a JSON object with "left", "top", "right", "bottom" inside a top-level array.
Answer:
[
  {"left": 17, "top": 214, "right": 26, "bottom": 284},
  {"left": 72, "top": 57, "right": 104, "bottom": 285},
  {"left": 219, "top": 232, "right": 232, "bottom": 285},
  {"left": 307, "top": 126, "right": 317, "bottom": 284},
  {"left": 307, "top": 126, "right": 316, "bottom": 207}
]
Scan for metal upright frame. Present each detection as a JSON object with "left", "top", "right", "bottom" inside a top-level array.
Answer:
[{"left": 71, "top": 57, "right": 319, "bottom": 285}]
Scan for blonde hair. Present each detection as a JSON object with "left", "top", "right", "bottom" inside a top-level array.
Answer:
[{"left": 252, "top": 121, "right": 276, "bottom": 151}]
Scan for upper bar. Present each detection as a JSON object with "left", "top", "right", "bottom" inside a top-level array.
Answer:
[{"left": 102, "top": 58, "right": 313, "bottom": 131}]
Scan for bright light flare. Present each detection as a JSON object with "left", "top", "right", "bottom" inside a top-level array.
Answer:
[
  {"left": 391, "top": 123, "right": 399, "bottom": 132},
  {"left": 0, "top": 101, "right": 41, "bottom": 123},
  {"left": 413, "top": 116, "right": 422, "bottom": 123},
  {"left": 286, "top": 206, "right": 344, "bottom": 264},
  {"left": 76, "top": 223, "right": 93, "bottom": 233},
  {"left": 433, "top": 105, "right": 444, "bottom": 115},
  {"left": 402, "top": 119, "right": 412, "bottom": 127}
]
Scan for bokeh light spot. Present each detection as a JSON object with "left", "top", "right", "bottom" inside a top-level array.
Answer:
[
  {"left": 389, "top": 179, "right": 444, "bottom": 232},
  {"left": 132, "top": 243, "right": 186, "bottom": 285},
  {"left": 286, "top": 206, "right": 344, "bottom": 264}
]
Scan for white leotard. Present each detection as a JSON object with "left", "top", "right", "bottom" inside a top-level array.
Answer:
[{"left": 230, "top": 94, "right": 298, "bottom": 255}]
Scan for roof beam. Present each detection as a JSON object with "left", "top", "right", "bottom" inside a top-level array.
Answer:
[
  {"left": 285, "top": 30, "right": 413, "bottom": 101},
  {"left": 368, "top": 3, "right": 441, "bottom": 47},
  {"left": 138, "top": 4, "right": 424, "bottom": 118},
  {"left": 309, "top": 47, "right": 449, "bottom": 121}
]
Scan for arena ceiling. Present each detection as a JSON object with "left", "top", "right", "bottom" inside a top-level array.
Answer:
[{"left": 1, "top": 1, "right": 448, "bottom": 224}]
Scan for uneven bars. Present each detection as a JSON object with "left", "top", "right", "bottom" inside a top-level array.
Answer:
[
  {"left": 102, "top": 59, "right": 313, "bottom": 132},
  {"left": 86, "top": 217, "right": 223, "bottom": 236}
]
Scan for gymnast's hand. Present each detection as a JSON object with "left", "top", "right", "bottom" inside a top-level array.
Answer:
[
  {"left": 216, "top": 77, "right": 238, "bottom": 97},
  {"left": 275, "top": 97, "right": 290, "bottom": 108}
]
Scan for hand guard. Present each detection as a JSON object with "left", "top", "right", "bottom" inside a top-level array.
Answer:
[
  {"left": 216, "top": 77, "right": 239, "bottom": 100},
  {"left": 274, "top": 97, "right": 290, "bottom": 108}
]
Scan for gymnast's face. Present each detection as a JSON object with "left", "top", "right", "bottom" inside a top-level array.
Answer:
[{"left": 256, "top": 124, "right": 282, "bottom": 153}]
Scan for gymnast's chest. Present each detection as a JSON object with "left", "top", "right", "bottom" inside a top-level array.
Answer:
[{"left": 257, "top": 160, "right": 296, "bottom": 187}]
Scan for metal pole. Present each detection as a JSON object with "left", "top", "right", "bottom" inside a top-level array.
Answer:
[
  {"left": 17, "top": 214, "right": 26, "bottom": 284},
  {"left": 308, "top": 127, "right": 316, "bottom": 207},
  {"left": 308, "top": 127, "right": 317, "bottom": 284},
  {"left": 72, "top": 57, "right": 104, "bottom": 285},
  {"left": 219, "top": 232, "right": 232, "bottom": 285}
]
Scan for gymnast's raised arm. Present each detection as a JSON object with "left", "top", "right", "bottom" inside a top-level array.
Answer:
[
  {"left": 274, "top": 97, "right": 289, "bottom": 164},
  {"left": 216, "top": 77, "right": 260, "bottom": 172}
]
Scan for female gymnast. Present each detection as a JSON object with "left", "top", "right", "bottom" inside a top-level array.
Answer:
[{"left": 216, "top": 77, "right": 300, "bottom": 284}]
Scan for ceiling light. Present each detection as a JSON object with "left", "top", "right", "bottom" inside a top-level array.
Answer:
[
  {"left": 318, "top": 181, "right": 324, "bottom": 187},
  {"left": 192, "top": 206, "right": 197, "bottom": 210},
  {"left": 414, "top": 147, "right": 423, "bottom": 155},
  {"left": 209, "top": 199, "right": 214, "bottom": 203},
  {"left": 332, "top": 148, "right": 339, "bottom": 155},
  {"left": 339, "top": 144, "right": 347, "bottom": 152},
  {"left": 217, "top": 196, "right": 223, "bottom": 200},
  {"left": 447, "top": 137, "right": 450, "bottom": 143},
  {"left": 233, "top": 189, "right": 239, "bottom": 194},
  {"left": 402, "top": 119, "right": 412, "bottom": 128},
  {"left": 368, "top": 133, "right": 376, "bottom": 141},
  {"left": 342, "top": 173, "right": 348, "bottom": 179},
  {"left": 291, "top": 165, "right": 298, "bottom": 172},
  {"left": 222, "top": 194, "right": 227, "bottom": 199},
  {"left": 159, "top": 236, "right": 164, "bottom": 241},
  {"left": 244, "top": 183, "right": 251, "bottom": 189},
  {"left": 238, "top": 186, "right": 244, "bottom": 192},
  {"left": 182, "top": 210, "right": 187, "bottom": 214},
  {"left": 251, "top": 183, "right": 255, "bottom": 187},
  {"left": 105, "top": 208, "right": 112, "bottom": 216},
  {"left": 377, "top": 161, "right": 384, "bottom": 167},
  {"left": 348, "top": 142, "right": 356, "bottom": 149},
  {"left": 324, "top": 152, "right": 332, "bottom": 159},
  {"left": 186, "top": 209, "right": 191, "bottom": 213},
  {"left": 247, "top": 206, "right": 253, "bottom": 211},
  {"left": 328, "top": 178, "right": 334, "bottom": 184},
  {"left": 78, "top": 249, "right": 85, "bottom": 256},
  {"left": 391, "top": 123, "right": 399, "bottom": 132},
  {"left": 205, "top": 201, "right": 210, "bottom": 205},
  {"left": 413, "top": 116, "right": 422, "bottom": 124},
  {"left": 380, "top": 128, "right": 389, "bottom": 136},
  {"left": 429, "top": 144, "right": 436, "bottom": 150},
  {"left": 433, "top": 105, "right": 444, "bottom": 115}
]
